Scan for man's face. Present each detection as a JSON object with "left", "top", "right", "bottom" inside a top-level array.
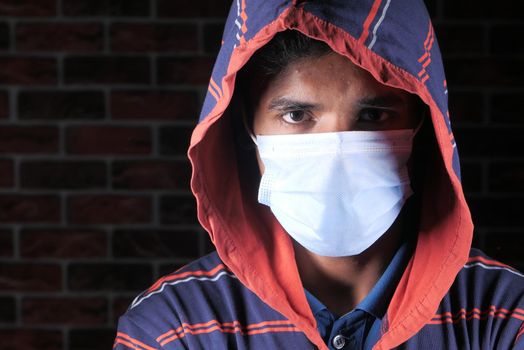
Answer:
[{"left": 251, "top": 51, "right": 421, "bottom": 173}]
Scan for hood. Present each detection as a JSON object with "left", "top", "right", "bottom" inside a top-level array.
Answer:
[{"left": 188, "top": 1, "right": 473, "bottom": 349}]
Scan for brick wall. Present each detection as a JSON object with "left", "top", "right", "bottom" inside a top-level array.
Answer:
[{"left": 0, "top": 1, "right": 522, "bottom": 349}]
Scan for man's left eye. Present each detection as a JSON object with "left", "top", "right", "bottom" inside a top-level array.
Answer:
[{"left": 358, "top": 109, "right": 390, "bottom": 122}]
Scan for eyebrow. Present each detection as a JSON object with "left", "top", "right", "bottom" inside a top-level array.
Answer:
[
  {"left": 268, "top": 97, "right": 322, "bottom": 111},
  {"left": 357, "top": 94, "right": 406, "bottom": 109}
]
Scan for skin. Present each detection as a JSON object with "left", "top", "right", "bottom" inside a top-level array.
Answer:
[{"left": 250, "top": 51, "right": 421, "bottom": 316}]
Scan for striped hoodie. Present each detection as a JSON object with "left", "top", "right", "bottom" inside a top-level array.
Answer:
[{"left": 114, "top": 0, "right": 524, "bottom": 349}]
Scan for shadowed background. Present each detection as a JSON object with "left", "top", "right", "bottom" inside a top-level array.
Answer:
[{"left": 0, "top": 0, "right": 522, "bottom": 349}]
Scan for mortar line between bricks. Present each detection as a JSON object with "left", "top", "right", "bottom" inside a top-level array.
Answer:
[
  {"left": 8, "top": 86, "right": 17, "bottom": 122},
  {"left": 0, "top": 223, "right": 202, "bottom": 230},
  {"left": 57, "top": 0, "right": 63, "bottom": 18},
  {"left": 152, "top": 193, "right": 159, "bottom": 226},
  {"left": 0, "top": 256, "right": 197, "bottom": 265},
  {"left": 0, "top": 17, "right": 227, "bottom": 24},
  {"left": 12, "top": 225, "right": 20, "bottom": 260},
  {"left": 0, "top": 189, "right": 193, "bottom": 195},
  {"left": 104, "top": 18, "right": 110, "bottom": 54},
  {"left": 151, "top": 0, "right": 157, "bottom": 19},
  {"left": 57, "top": 53, "right": 64, "bottom": 87},
  {"left": 14, "top": 293, "right": 21, "bottom": 327},
  {"left": 7, "top": 17, "right": 15, "bottom": 53},
  {"left": 11, "top": 155, "right": 191, "bottom": 162},
  {"left": 6, "top": 119, "right": 199, "bottom": 127}
]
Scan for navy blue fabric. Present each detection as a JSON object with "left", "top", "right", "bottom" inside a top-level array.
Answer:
[
  {"left": 115, "top": 249, "right": 524, "bottom": 349},
  {"left": 305, "top": 242, "right": 412, "bottom": 349}
]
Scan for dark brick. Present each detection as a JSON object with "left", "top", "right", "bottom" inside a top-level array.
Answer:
[
  {"left": 160, "top": 195, "right": 198, "bottom": 225},
  {"left": 0, "top": 126, "right": 58, "bottom": 154},
  {"left": 63, "top": 0, "right": 150, "bottom": 17},
  {"left": 113, "top": 229, "right": 200, "bottom": 258},
  {"left": 454, "top": 127, "right": 524, "bottom": 158},
  {"left": 157, "top": 57, "right": 214, "bottom": 85},
  {"left": 111, "top": 23, "right": 198, "bottom": 52},
  {"left": 0, "top": 330, "right": 62, "bottom": 350},
  {"left": 483, "top": 232, "right": 524, "bottom": 266},
  {"left": 64, "top": 56, "right": 150, "bottom": 85},
  {"left": 0, "top": 263, "right": 61, "bottom": 291},
  {"left": 468, "top": 197, "right": 523, "bottom": 227},
  {"left": 68, "top": 263, "right": 152, "bottom": 291},
  {"left": 0, "top": 229, "right": 13, "bottom": 257},
  {"left": 112, "top": 160, "right": 191, "bottom": 190},
  {"left": 22, "top": 297, "right": 107, "bottom": 325},
  {"left": 111, "top": 90, "right": 199, "bottom": 120},
  {"left": 0, "top": 296, "right": 16, "bottom": 323},
  {"left": 157, "top": 0, "right": 229, "bottom": 18},
  {"left": 158, "top": 262, "right": 190, "bottom": 277},
  {"left": 435, "top": 24, "right": 485, "bottom": 55},
  {"left": 0, "top": 158, "right": 13, "bottom": 187},
  {"left": 0, "top": 22, "right": 8, "bottom": 50},
  {"left": 16, "top": 23, "right": 103, "bottom": 52},
  {"left": 0, "top": 0, "right": 56, "bottom": 16},
  {"left": 491, "top": 93, "right": 524, "bottom": 124},
  {"left": 488, "top": 161, "right": 524, "bottom": 193},
  {"left": 444, "top": 57, "right": 524, "bottom": 87},
  {"left": 66, "top": 126, "right": 151, "bottom": 155},
  {"left": 443, "top": 0, "right": 523, "bottom": 19},
  {"left": 0, "top": 57, "right": 56, "bottom": 85},
  {"left": 20, "top": 228, "right": 107, "bottom": 258},
  {"left": 490, "top": 25, "right": 524, "bottom": 55},
  {"left": 460, "top": 161, "right": 483, "bottom": 194},
  {"left": 0, "top": 195, "right": 60, "bottom": 223},
  {"left": 21, "top": 160, "right": 106, "bottom": 189},
  {"left": 69, "top": 329, "right": 116, "bottom": 350},
  {"left": 68, "top": 195, "right": 151, "bottom": 224},
  {"left": 448, "top": 91, "right": 484, "bottom": 124},
  {"left": 113, "top": 297, "right": 133, "bottom": 322},
  {"left": 0, "top": 90, "right": 7, "bottom": 118},
  {"left": 203, "top": 22, "right": 225, "bottom": 54},
  {"left": 18, "top": 90, "right": 105, "bottom": 120},
  {"left": 159, "top": 126, "right": 194, "bottom": 156}
]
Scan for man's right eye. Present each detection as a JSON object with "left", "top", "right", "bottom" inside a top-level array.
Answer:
[{"left": 281, "top": 110, "right": 307, "bottom": 124}]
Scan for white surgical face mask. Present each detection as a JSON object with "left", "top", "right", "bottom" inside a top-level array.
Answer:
[{"left": 253, "top": 126, "right": 419, "bottom": 257}]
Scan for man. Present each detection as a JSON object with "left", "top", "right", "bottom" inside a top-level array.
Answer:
[{"left": 114, "top": 1, "right": 524, "bottom": 349}]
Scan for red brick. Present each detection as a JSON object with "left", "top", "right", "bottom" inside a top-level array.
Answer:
[
  {"left": 69, "top": 329, "right": 116, "bottom": 350},
  {"left": 0, "top": 229, "right": 13, "bottom": 257},
  {"left": 159, "top": 126, "right": 194, "bottom": 155},
  {"left": 112, "top": 160, "right": 191, "bottom": 190},
  {"left": 490, "top": 25, "right": 524, "bottom": 55},
  {"left": 16, "top": 23, "right": 103, "bottom": 52},
  {"left": 111, "top": 90, "right": 199, "bottom": 120},
  {"left": 64, "top": 56, "right": 150, "bottom": 85},
  {"left": 0, "top": 263, "right": 61, "bottom": 291},
  {"left": 491, "top": 93, "right": 524, "bottom": 124},
  {"left": 0, "top": 330, "right": 62, "bottom": 350},
  {"left": 468, "top": 197, "right": 523, "bottom": 227},
  {"left": 20, "top": 228, "right": 107, "bottom": 258},
  {"left": 68, "top": 263, "right": 152, "bottom": 291},
  {"left": 157, "top": 0, "right": 230, "bottom": 18},
  {"left": 460, "top": 161, "right": 483, "bottom": 194},
  {"left": 21, "top": 160, "right": 106, "bottom": 189},
  {"left": 66, "top": 126, "right": 151, "bottom": 155},
  {"left": 160, "top": 195, "right": 198, "bottom": 225},
  {"left": 434, "top": 24, "right": 485, "bottom": 55},
  {"left": 0, "top": 158, "right": 13, "bottom": 187},
  {"left": 113, "top": 229, "right": 200, "bottom": 258},
  {"left": 0, "top": 57, "right": 56, "bottom": 85},
  {"left": 0, "top": 0, "right": 56, "bottom": 16},
  {"left": 157, "top": 56, "right": 215, "bottom": 85},
  {"left": 63, "top": 0, "right": 150, "bottom": 17},
  {"left": 454, "top": 127, "right": 524, "bottom": 158},
  {"left": 22, "top": 297, "right": 107, "bottom": 325},
  {"left": 0, "top": 195, "right": 60, "bottom": 223},
  {"left": 68, "top": 195, "right": 151, "bottom": 224},
  {"left": 111, "top": 23, "right": 198, "bottom": 52},
  {"left": 443, "top": 0, "right": 523, "bottom": 19},
  {"left": 0, "top": 126, "right": 58, "bottom": 154},
  {"left": 18, "top": 90, "right": 105, "bottom": 120},
  {"left": 0, "top": 90, "right": 8, "bottom": 118}
]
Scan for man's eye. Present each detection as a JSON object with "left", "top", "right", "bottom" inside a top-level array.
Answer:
[
  {"left": 358, "top": 108, "right": 390, "bottom": 122},
  {"left": 281, "top": 110, "right": 308, "bottom": 124}
]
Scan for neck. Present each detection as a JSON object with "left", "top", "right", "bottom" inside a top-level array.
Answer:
[{"left": 294, "top": 216, "right": 404, "bottom": 316}]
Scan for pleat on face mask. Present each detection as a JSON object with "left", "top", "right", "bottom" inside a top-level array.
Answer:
[{"left": 254, "top": 127, "right": 418, "bottom": 257}]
